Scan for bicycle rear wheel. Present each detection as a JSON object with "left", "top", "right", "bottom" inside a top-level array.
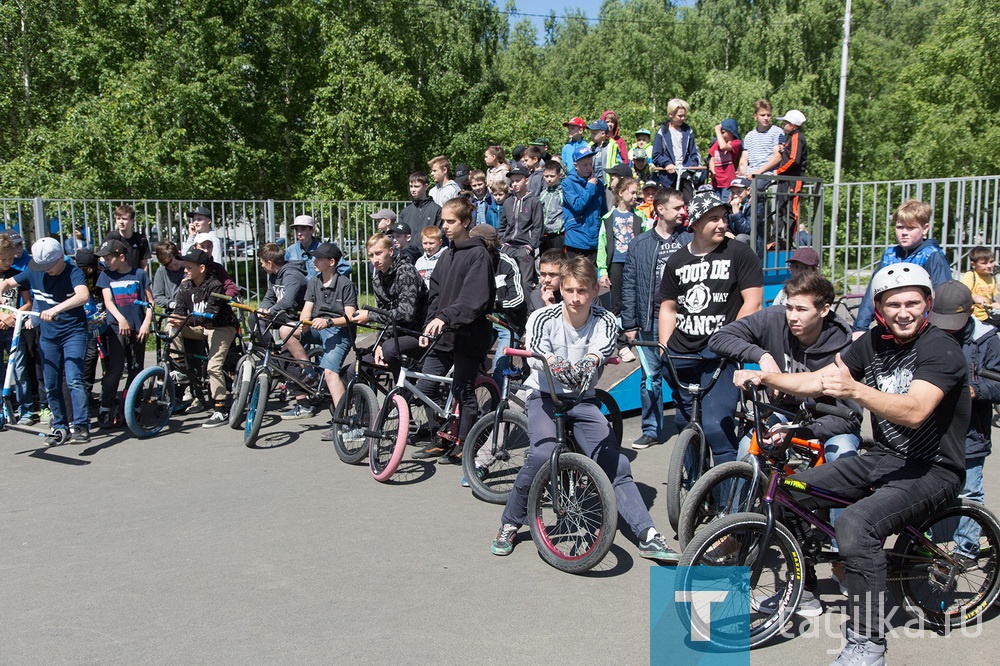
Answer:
[
  {"left": 594, "top": 388, "right": 623, "bottom": 446},
  {"left": 125, "top": 365, "right": 175, "bottom": 438},
  {"left": 666, "top": 427, "right": 709, "bottom": 533},
  {"left": 462, "top": 408, "right": 530, "bottom": 504},
  {"left": 678, "top": 460, "right": 760, "bottom": 549},
  {"left": 474, "top": 375, "right": 501, "bottom": 415},
  {"left": 527, "top": 452, "right": 617, "bottom": 573},
  {"left": 244, "top": 370, "right": 270, "bottom": 448},
  {"left": 332, "top": 383, "right": 377, "bottom": 465},
  {"left": 679, "top": 512, "right": 805, "bottom": 650},
  {"left": 369, "top": 392, "right": 409, "bottom": 482},
  {"left": 228, "top": 353, "right": 255, "bottom": 429},
  {"left": 889, "top": 499, "right": 1000, "bottom": 629}
]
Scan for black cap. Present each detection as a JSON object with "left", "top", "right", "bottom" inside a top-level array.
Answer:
[
  {"left": 607, "top": 163, "right": 633, "bottom": 178},
  {"left": 94, "top": 239, "right": 130, "bottom": 257},
  {"left": 74, "top": 248, "right": 98, "bottom": 270},
  {"left": 187, "top": 205, "right": 213, "bottom": 219},
  {"left": 511, "top": 145, "right": 527, "bottom": 160},
  {"left": 454, "top": 163, "right": 471, "bottom": 180},
  {"left": 389, "top": 222, "right": 412, "bottom": 235},
  {"left": 312, "top": 242, "right": 343, "bottom": 262},
  {"left": 508, "top": 165, "right": 530, "bottom": 178},
  {"left": 180, "top": 248, "right": 212, "bottom": 265}
]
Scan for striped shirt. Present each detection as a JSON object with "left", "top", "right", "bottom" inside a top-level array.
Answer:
[
  {"left": 742, "top": 125, "right": 785, "bottom": 173},
  {"left": 523, "top": 302, "right": 618, "bottom": 397}
]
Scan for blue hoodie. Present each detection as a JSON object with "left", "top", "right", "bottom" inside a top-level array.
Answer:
[{"left": 561, "top": 172, "right": 605, "bottom": 251}]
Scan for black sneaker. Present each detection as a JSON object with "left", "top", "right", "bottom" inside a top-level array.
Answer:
[
  {"left": 202, "top": 411, "right": 228, "bottom": 429},
  {"left": 436, "top": 446, "right": 463, "bottom": 465},
  {"left": 633, "top": 434, "right": 658, "bottom": 449},
  {"left": 97, "top": 411, "right": 114, "bottom": 429},
  {"left": 45, "top": 428, "right": 69, "bottom": 446},
  {"left": 638, "top": 533, "right": 681, "bottom": 563},
  {"left": 69, "top": 426, "right": 91, "bottom": 445},
  {"left": 413, "top": 443, "right": 450, "bottom": 459}
]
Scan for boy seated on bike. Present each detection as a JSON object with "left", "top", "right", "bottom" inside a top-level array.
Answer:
[
  {"left": 168, "top": 248, "right": 239, "bottom": 429},
  {"left": 491, "top": 256, "right": 679, "bottom": 562},
  {"left": 278, "top": 242, "right": 356, "bottom": 424},
  {"left": 734, "top": 264, "right": 970, "bottom": 666}
]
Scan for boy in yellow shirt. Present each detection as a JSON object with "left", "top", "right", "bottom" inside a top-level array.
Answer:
[{"left": 961, "top": 245, "right": 999, "bottom": 325}]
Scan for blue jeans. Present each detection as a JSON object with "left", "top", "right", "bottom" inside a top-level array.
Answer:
[
  {"left": 666, "top": 348, "right": 740, "bottom": 465},
  {"left": 39, "top": 330, "right": 89, "bottom": 430},
  {"left": 490, "top": 324, "right": 512, "bottom": 387},
  {"left": 1, "top": 329, "right": 32, "bottom": 417},
  {"left": 300, "top": 326, "right": 351, "bottom": 373},
  {"left": 954, "top": 456, "right": 986, "bottom": 557},
  {"left": 636, "top": 325, "right": 665, "bottom": 440},
  {"left": 501, "top": 392, "right": 655, "bottom": 537}
]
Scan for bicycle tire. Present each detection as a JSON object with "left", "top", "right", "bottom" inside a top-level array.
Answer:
[
  {"left": 594, "top": 388, "right": 623, "bottom": 445},
  {"left": 369, "top": 392, "right": 409, "bottom": 482},
  {"left": 678, "top": 460, "right": 760, "bottom": 549},
  {"left": 124, "top": 365, "right": 175, "bottom": 438},
  {"left": 474, "top": 375, "right": 501, "bottom": 415},
  {"left": 889, "top": 499, "right": 1000, "bottom": 629},
  {"left": 666, "top": 427, "right": 708, "bottom": 533},
  {"left": 332, "top": 383, "right": 377, "bottom": 465},
  {"left": 527, "top": 451, "right": 617, "bottom": 573},
  {"left": 243, "top": 370, "right": 270, "bottom": 448},
  {"left": 462, "top": 408, "right": 530, "bottom": 504},
  {"left": 228, "top": 354, "right": 256, "bottom": 429},
  {"left": 679, "top": 512, "right": 805, "bottom": 650}
]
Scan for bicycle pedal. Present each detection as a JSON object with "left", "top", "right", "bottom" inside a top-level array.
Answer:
[{"left": 435, "top": 430, "right": 459, "bottom": 443}]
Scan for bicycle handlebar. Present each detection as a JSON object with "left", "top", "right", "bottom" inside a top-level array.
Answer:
[
  {"left": 979, "top": 369, "right": 1000, "bottom": 383},
  {"left": 813, "top": 402, "right": 861, "bottom": 423}
]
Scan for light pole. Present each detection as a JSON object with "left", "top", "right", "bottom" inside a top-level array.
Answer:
[{"left": 830, "top": 0, "right": 853, "bottom": 271}]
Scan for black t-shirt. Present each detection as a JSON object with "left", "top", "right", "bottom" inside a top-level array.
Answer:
[
  {"left": 658, "top": 237, "right": 764, "bottom": 353},
  {"left": 1, "top": 265, "right": 29, "bottom": 309},
  {"left": 843, "top": 324, "right": 970, "bottom": 473},
  {"left": 104, "top": 229, "right": 151, "bottom": 270},
  {"left": 305, "top": 273, "right": 358, "bottom": 319}
]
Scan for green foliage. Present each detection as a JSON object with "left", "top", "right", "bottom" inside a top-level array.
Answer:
[{"left": 0, "top": 0, "right": 995, "bottom": 200}]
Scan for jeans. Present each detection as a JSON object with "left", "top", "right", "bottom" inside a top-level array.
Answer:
[
  {"left": 635, "top": 325, "right": 665, "bottom": 440},
  {"left": 1, "top": 329, "right": 32, "bottom": 417},
  {"left": 666, "top": 348, "right": 740, "bottom": 465},
  {"left": 789, "top": 449, "right": 961, "bottom": 640},
  {"left": 39, "top": 330, "right": 89, "bottom": 430},
  {"left": 490, "top": 323, "right": 512, "bottom": 387},
  {"left": 501, "top": 392, "right": 655, "bottom": 537},
  {"left": 954, "top": 456, "right": 986, "bottom": 557}
]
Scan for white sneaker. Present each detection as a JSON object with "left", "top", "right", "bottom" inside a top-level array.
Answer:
[{"left": 829, "top": 629, "right": 886, "bottom": 666}]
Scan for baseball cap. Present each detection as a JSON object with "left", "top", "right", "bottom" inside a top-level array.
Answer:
[
  {"left": 777, "top": 109, "right": 806, "bottom": 126},
  {"left": 529, "top": 138, "right": 549, "bottom": 147},
  {"left": 587, "top": 120, "right": 610, "bottom": 132},
  {"left": 607, "top": 163, "right": 633, "bottom": 178},
  {"left": 180, "top": 248, "right": 212, "bottom": 265},
  {"left": 3, "top": 231, "right": 23, "bottom": 245},
  {"left": 311, "top": 242, "right": 343, "bottom": 261},
  {"left": 94, "top": 238, "right": 130, "bottom": 257},
  {"left": 370, "top": 208, "right": 397, "bottom": 222},
  {"left": 454, "top": 164, "right": 471, "bottom": 181},
  {"left": 73, "top": 248, "right": 98, "bottom": 270},
  {"left": 508, "top": 165, "right": 530, "bottom": 178},
  {"left": 642, "top": 180, "right": 659, "bottom": 190},
  {"left": 29, "top": 237, "right": 64, "bottom": 271},
  {"left": 929, "top": 280, "right": 974, "bottom": 331},
  {"left": 292, "top": 214, "right": 315, "bottom": 228},
  {"left": 389, "top": 222, "right": 412, "bottom": 236},
  {"left": 631, "top": 148, "right": 649, "bottom": 161},
  {"left": 788, "top": 247, "right": 820, "bottom": 267},
  {"left": 572, "top": 145, "right": 596, "bottom": 163},
  {"left": 562, "top": 117, "right": 586, "bottom": 128},
  {"left": 187, "top": 205, "right": 213, "bottom": 219},
  {"left": 730, "top": 176, "right": 752, "bottom": 189},
  {"left": 686, "top": 192, "right": 729, "bottom": 225},
  {"left": 635, "top": 128, "right": 652, "bottom": 136},
  {"left": 469, "top": 224, "right": 498, "bottom": 241}
]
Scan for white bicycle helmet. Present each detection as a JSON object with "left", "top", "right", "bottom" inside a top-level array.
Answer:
[{"left": 870, "top": 264, "right": 933, "bottom": 301}]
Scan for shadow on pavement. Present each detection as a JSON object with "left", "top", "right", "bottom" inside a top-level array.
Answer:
[
  {"left": 382, "top": 460, "right": 437, "bottom": 485},
  {"left": 578, "top": 542, "right": 636, "bottom": 578},
  {"left": 250, "top": 430, "right": 300, "bottom": 449},
  {"left": 16, "top": 446, "right": 92, "bottom": 466}
]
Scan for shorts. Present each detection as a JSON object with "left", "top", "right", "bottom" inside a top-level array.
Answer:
[{"left": 300, "top": 326, "right": 351, "bottom": 373}]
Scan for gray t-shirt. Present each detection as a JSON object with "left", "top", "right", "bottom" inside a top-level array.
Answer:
[
  {"left": 522, "top": 302, "right": 618, "bottom": 397},
  {"left": 304, "top": 273, "right": 357, "bottom": 319}
]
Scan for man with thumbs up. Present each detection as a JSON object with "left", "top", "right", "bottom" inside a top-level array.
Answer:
[{"left": 733, "top": 263, "right": 970, "bottom": 666}]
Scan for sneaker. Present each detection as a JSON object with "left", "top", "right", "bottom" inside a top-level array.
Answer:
[
  {"left": 17, "top": 413, "right": 39, "bottom": 427},
  {"left": 755, "top": 587, "right": 823, "bottom": 618},
  {"left": 202, "top": 411, "right": 228, "bottom": 428},
  {"left": 45, "top": 428, "right": 69, "bottom": 446},
  {"left": 619, "top": 346, "right": 636, "bottom": 363},
  {"left": 184, "top": 398, "right": 204, "bottom": 415},
  {"left": 831, "top": 561, "right": 849, "bottom": 596},
  {"left": 638, "top": 533, "right": 681, "bottom": 563},
  {"left": 413, "top": 443, "right": 450, "bottom": 459},
  {"left": 281, "top": 404, "right": 316, "bottom": 420},
  {"left": 39, "top": 408, "right": 53, "bottom": 423},
  {"left": 632, "top": 434, "right": 658, "bottom": 449},
  {"left": 69, "top": 426, "right": 91, "bottom": 445},
  {"left": 169, "top": 370, "right": 190, "bottom": 385},
  {"left": 460, "top": 476, "right": 470, "bottom": 487},
  {"left": 829, "top": 628, "right": 886, "bottom": 666},
  {"left": 97, "top": 411, "right": 114, "bottom": 429},
  {"left": 491, "top": 524, "right": 519, "bottom": 556},
  {"left": 437, "top": 446, "right": 462, "bottom": 465},
  {"left": 952, "top": 550, "right": 981, "bottom": 571}
]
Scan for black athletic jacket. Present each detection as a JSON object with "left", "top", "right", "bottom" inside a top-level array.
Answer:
[{"left": 426, "top": 237, "right": 495, "bottom": 354}]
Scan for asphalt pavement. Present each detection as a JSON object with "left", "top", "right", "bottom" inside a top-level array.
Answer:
[{"left": 3, "top": 397, "right": 999, "bottom": 665}]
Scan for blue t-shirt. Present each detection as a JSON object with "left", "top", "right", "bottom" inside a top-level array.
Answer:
[
  {"left": 97, "top": 267, "right": 151, "bottom": 332},
  {"left": 14, "top": 264, "right": 87, "bottom": 339}
]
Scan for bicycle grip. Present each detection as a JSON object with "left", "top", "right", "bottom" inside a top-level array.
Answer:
[
  {"left": 503, "top": 347, "right": 533, "bottom": 358},
  {"left": 364, "top": 306, "right": 391, "bottom": 318},
  {"left": 978, "top": 368, "right": 1000, "bottom": 383},
  {"left": 814, "top": 402, "right": 860, "bottom": 422},
  {"left": 210, "top": 292, "right": 233, "bottom": 302},
  {"left": 606, "top": 357, "right": 620, "bottom": 365},
  {"left": 191, "top": 311, "right": 215, "bottom": 321},
  {"left": 135, "top": 300, "right": 152, "bottom": 309}
]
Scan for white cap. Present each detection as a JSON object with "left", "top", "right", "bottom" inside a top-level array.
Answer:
[
  {"left": 192, "top": 232, "right": 216, "bottom": 246},
  {"left": 29, "top": 237, "right": 64, "bottom": 271},
  {"left": 292, "top": 215, "right": 315, "bottom": 228},
  {"left": 778, "top": 109, "right": 806, "bottom": 126}
]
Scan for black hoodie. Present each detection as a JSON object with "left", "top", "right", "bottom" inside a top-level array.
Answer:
[
  {"left": 426, "top": 237, "right": 495, "bottom": 354},
  {"left": 261, "top": 261, "right": 308, "bottom": 313},
  {"left": 709, "top": 305, "right": 860, "bottom": 441},
  {"left": 398, "top": 196, "right": 443, "bottom": 252}
]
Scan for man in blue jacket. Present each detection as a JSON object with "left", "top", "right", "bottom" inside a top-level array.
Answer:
[{"left": 561, "top": 145, "right": 604, "bottom": 262}]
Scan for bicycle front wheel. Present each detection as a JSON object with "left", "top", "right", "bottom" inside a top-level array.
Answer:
[
  {"left": 889, "top": 499, "right": 1000, "bottom": 629},
  {"left": 228, "top": 354, "right": 256, "bottom": 429},
  {"left": 679, "top": 512, "right": 805, "bottom": 650},
  {"left": 678, "top": 460, "right": 761, "bottom": 549},
  {"left": 125, "top": 365, "right": 175, "bottom": 438},
  {"left": 474, "top": 375, "right": 501, "bottom": 416},
  {"left": 666, "top": 427, "right": 708, "bottom": 533},
  {"left": 369, "top": 392, "right": 409, "bottom": 482},
  {"left": 332, "top": 383, "right": 377, "bottom": 465},
  {"left": 462, "top": 408, "right": 530, "bottom": 504},
  {"left": 244, "top": 370, "right": 270, "bottom": 448},
  {"left": 527, "top": 452, "right": 617, "bottom": 574},
  {"left": 594, "top": 388, "right": 623, "bottom": 446}
]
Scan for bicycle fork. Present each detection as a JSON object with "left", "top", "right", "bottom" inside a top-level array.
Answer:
[{"left": 550, "top": 411, "right": 568, "bottom": 516}]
